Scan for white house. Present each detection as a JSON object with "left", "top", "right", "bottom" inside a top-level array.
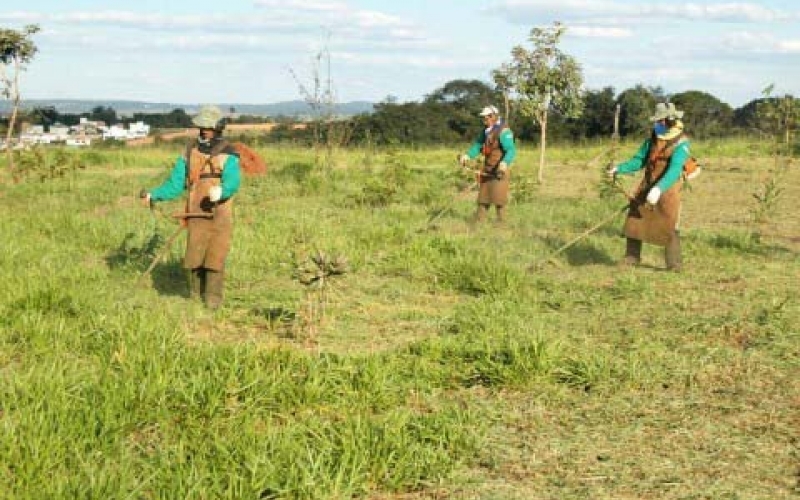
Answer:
[
  {"left": 101, "top": 121, "right": 150, "bottom": 140},
  {"left": 127, "top": 121, "right": 150, "bottom": 138},
  {"left": 102, "top": 124, "right": 129, "bottom": 140},
  {"left": 66, "top": 137, "right": 92, "bottom": 147}
]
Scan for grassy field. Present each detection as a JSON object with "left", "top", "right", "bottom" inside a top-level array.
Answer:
[{"left": 0, "top": 138, "right": 798, "bottom": 499}]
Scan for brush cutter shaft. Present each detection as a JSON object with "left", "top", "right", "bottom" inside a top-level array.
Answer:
[
  {"left": 531, "top": 204, "right": 629, "bottom": 270},
  {"left": 138, "top": 225, "right": 186, "bottom": 284}
]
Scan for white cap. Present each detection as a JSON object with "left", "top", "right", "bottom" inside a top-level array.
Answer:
[{"left": 479, "top": 105, "right": 499, "bottom": 117}]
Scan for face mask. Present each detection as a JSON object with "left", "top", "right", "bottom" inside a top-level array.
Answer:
[{"left": 654, "top": 122, "right": 668, "bottom": 136}]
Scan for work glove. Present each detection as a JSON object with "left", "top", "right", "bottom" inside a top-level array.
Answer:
[
  {"left": 496, "top": 161, "right": 509, "bottom": 179},
  {"left": 458, "top": 154, "right": 470, "bottom": 167},
  {"left": 646, "top": 186, "right": 662, "bottom": 205},
  {"left": 606, "top": 165, "right": 618, "bottom": 180},
  {"left": 209, "top": 185, "right": 222, "bottom": 203}
]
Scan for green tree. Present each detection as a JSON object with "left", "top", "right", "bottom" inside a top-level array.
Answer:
[
  {"left": 0, "top": 24, "right": 40, "bottom": 180},
  {"left": 670, "top": 90, "right": 733, "bottom": 139},
  {"left": 492, "top": 22, "right": 584, "bottom": 183},
  {"left": 424, "top": 79, "right": 499, "bottom": 110},
  {"left": 132, "top": 108, "right": 192, "bottom": 129},
  {"left": 89, "top": 105, "right": 118, "bottom": 125},
  {"left": 576, "top": 86, "right": 617, "bottom": 139},
  {"left": 735, "top": 93, "right": 800, "bottom": 146},
  {"left": 424, "top": 79, "right": 502, "bottom": 139},
  {"left": 31, "top": 105, "right": 59, "bottom": 129},
  {"left": 756, "top": 85, "right": 799, "bottom": 154},
  {"left": 355, "top": 101, "right": 461, "bottom": 146},
  {"left": 616, "top": 84, "right": 660, "bottom": 137}
]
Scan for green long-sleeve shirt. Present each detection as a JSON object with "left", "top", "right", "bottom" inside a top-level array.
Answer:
[
  {"left": 466, "top": 125, "right": 517, "bottom": 165},
  {"left": 616, "top": 138, "right": 690, "bottom": 192},
  {"left": 150, "top": 154, "right": 241, "bottom": 202}
]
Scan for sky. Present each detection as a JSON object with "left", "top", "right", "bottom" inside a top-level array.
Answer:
[{"left": 2, "top": 0, "right": 799, "bottom": 108}]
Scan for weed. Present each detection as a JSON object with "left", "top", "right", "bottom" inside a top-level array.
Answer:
[
  {"left": 14, "top": 145, "right": 85, "bottom": 184},
  {"left": 750, "top": 174, "right": 784, "bottom": 224}
]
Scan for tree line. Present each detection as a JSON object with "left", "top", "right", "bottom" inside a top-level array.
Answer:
[
  {"left": 3, "top": 79, "right": 793, "bottom": 149},
  {"left": 268, "top": 79, "right": 794, "bottom": 147}
]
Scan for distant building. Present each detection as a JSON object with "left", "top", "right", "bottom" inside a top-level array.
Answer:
[
  {"left": 66, "top": 136, "right": 92, "bottom": 147},
  {"left": 127, "top": 121, "right": 150, "bottom": 138},
  {"left": 49, "top": 124, "right": 70, "bottom": 141},
  {"left": 101, "top": 121, "right": 150, "bottom": 140},
  {"left": 11, "top": 118, "right": 151, "bottom": 146}
]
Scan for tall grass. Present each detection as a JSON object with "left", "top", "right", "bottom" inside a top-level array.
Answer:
[{"left": 0, "top": 139, "right": 798, "bottom": 499}]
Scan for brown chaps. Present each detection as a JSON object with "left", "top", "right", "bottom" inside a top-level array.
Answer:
[
  {"left": 623, "top": 183, "right": 681, "bottom": 247},
  {"left": 477, "top": 172, "right": 510, "bottom": 206},
  {"left": 184, "top": 203, "right": 233, "bottom": 271}
]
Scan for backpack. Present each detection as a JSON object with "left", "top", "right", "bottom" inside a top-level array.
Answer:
[
  {"left": 683, "top": 155, "right": 701, "bottom": 180},
  {"left": 668, "top": 136, "right": 701, "bottom": 181}
]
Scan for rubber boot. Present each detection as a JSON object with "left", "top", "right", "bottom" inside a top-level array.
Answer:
[
  {"left": 621, "top": 238, "right": 642, "bottom": 267},
  {"left": 204, "top": 269, "right": 225, "bottom": 310},
  {"left": 188, "top": 268, "right": 206, "bottom": 301},
  {"left": 495, "top": 205, "right": 507, "bottom": 226},
  {"left": 665, "top": 232, "right": 682, "bottom": 272}
]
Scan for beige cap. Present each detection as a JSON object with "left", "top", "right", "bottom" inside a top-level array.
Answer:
[
  {"left": 479, "top": 105, "right": 499, "bottom": 117},
  {"left": 192, "top": 105, "right": 224, "bottom": 128},
  {"left": 650, "top": 102, "right": 684, "bottom": 121}
]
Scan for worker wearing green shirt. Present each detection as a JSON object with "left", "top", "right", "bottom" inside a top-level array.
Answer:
[
  {"left": 608, "top": 102, "right": 691, "bottom": 271},
  {"left": 142, "top": 105, "right": 242, "bottom": 309},
  {"left": 459, "top": 105, "right": 517, "bottom": 224}
]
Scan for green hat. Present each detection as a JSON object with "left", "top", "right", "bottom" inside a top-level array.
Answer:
[
  {"left": 192, "top": 105, "right": 223, "bottom": 128},
  {"left": 650, "top": 102, "right": 684, "bottom": 121}
]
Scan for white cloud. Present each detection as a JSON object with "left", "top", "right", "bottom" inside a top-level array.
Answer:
[
  {"left": 2, "top": 6, "right": 437, "bottom": 56},
  {"left": 253, "top": 0, "right": 349, "bottom": 13},
  {"left": 568, "top": 25, "right": 633, "bottom": 38},
  {"left": 487, "top": 0, "right": 797, "bottom": 24},
  {"left": 0, "top": 7, "right": 414, "bottom": 35},
  {"left": 719, "top": 31, "right": 800, "bottom": 54},
  {"left": 353, "top": 10, "right": 407, "bottom": 28},
  {"left": 337, "top": 51, "right": 490, "bottom": 71},
  {"left": 252, "top": 1, "right": 412, "bottom": 31},
  {"left": 777, "top": 39, "right": 800, "bottom": 53},
  {"left": 0, "top": 10, "right": 299, "bottom": 32}
]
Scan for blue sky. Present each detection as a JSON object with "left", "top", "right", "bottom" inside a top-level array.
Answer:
[{"left": 2, "top": 0, "right": 798, "bottom": 107}]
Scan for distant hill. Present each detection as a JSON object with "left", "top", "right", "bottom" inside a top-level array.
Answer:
[{"left": 0, "top": 99, "right": 375, "bottom": 117}]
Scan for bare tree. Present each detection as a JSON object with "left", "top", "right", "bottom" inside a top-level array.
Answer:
[
  {"left": 0, "top": 24, "right": 40, "bottom": 180},
  {"left": 288, "top": 37, "right": 353, "bottom": 171},
  {"left": 492, "top": 22, "right": 583, "bottom": 183}
]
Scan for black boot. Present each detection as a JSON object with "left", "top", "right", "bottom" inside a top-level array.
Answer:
[
  {"left": 188, "top": 268, "right": 206, "bottom": 300},
  {"left": 204, "top": 269, "right": 225, "bottom": 310},
  {"left": 665, "top": 232, "right": 682, "bottom": 272},
  {"left": 620, "top": 238, "right": 642, "bottom": 267}
]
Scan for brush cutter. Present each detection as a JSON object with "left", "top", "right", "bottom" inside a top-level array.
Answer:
[
  {"left": 136, "top": 189, "right": 215, "bottom": 284},
  {"left": 426, "top": 159, "right": 501, "bottom": 227},
  {"left": 529, "top": 177, "right": 635, "bottom": 271}
]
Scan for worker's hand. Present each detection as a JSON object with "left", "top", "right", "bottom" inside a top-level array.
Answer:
[
  {"left": 458, "top": 154, "right": 470, "bottom": 167},
  {"left": 496, "top": 162, "right": 509, "bottom": 179},
  {"left": 209, "top": 185, "right": 222, "bottom": 203},
  {"left": 139, "top": 190, "right": 152, "bottom": 208},
  {"left": 646, "top": 186, "right": 662, "bottom": 205},
  {"left": 606, "top": 165, "right": 618, "bottom": 180}
]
